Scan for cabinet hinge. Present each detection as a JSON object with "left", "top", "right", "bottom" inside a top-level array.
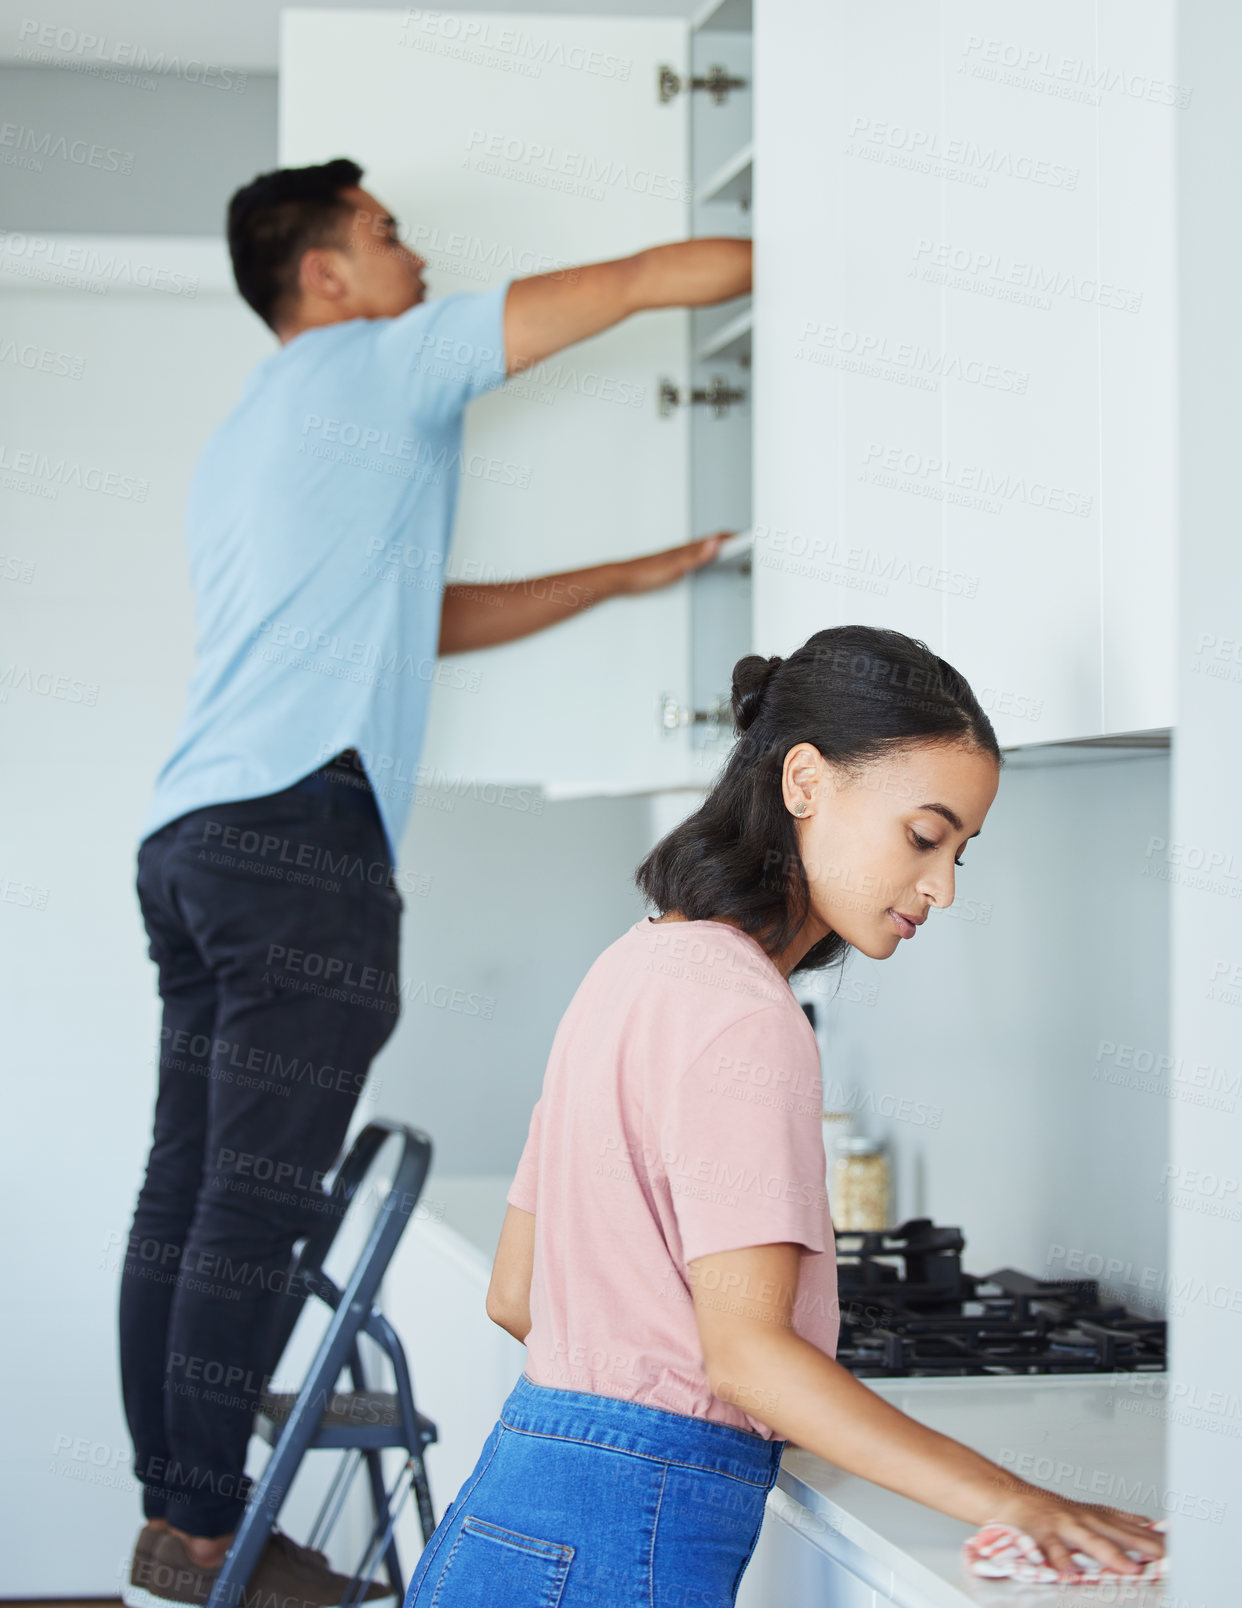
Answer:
[
  {"left": 661, "top": 693, "right": 732, "bottom": 737},
  {"left": 657, "top": 64, "right": 747, "bottom": 105},
  {"left": 658, "top": 376, "right": 747, "bottom": 419}
]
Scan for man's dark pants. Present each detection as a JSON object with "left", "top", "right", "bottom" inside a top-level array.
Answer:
[{"left": 119, "top": 754, "right": 402, "bottom": 1537}]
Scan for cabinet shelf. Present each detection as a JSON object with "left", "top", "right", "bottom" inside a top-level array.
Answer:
[
  {"left": 697, "top": 141, "right": 753, "bottom": 208},
  {"left": 708, "top": 528, "right": 754, "bottom": 570},
  {"left": 696, "top": 304, "right": 752, "bottom": 364}
]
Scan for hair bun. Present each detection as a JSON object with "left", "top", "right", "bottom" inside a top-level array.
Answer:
[{"left": 731, "top": 654, "right": 782, "bottom": 733}]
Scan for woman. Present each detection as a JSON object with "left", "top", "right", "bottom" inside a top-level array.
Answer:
[{"left": 403, "top": 624, "right": 1166, "bottom": 1606}]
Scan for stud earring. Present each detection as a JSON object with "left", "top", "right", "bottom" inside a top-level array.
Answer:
[{"left": 794, "top": 802, "right": 806, "bottom": 816}]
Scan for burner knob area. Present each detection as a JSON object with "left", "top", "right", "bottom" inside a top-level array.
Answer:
[
  {"left": 892, "top": 1217, "right": 967, "bottom": 1254},
  {"left": 870, "top": 1328, "right": 907, "bottom": 1371}
]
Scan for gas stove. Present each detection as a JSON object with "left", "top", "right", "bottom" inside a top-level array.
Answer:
[{"left": 833, "top": 1218, "right": 1167, "bottom": 1378}]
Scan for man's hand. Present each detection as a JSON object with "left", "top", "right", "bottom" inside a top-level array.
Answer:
[
  {"left": 503, "top": 239, "right": 751, "bottom": 375},
  {"left": 438, "top": 532, "right": 730, "bottom": 655},
  {"left": 611, "top": 532, "right": 727, "bottom": 594}
]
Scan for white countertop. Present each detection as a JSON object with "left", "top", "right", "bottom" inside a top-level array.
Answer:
[
  {"left": 419, "top": 1184, "right": 1172, "bottom": 1604},
  {"left": 775, "top": 1373, "right": 1169, "bottom": 1608}
]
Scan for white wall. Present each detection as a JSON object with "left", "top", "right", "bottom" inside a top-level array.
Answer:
[
  {"left": 1168, "top": 2, "right": 1242, "bottom": 1595},
  {"left": 0, "top": 63, "right": 294, "bottom": 1591},
  {"left": 799, "top": 751, "right": 1170, "bottom": 1299},
  {"left": 0, "top": 276, "right": 268, "bottom": 1592}
]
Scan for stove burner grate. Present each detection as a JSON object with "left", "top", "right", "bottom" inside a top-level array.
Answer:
[{"left": 832, "top": 1219, "right": 1167, "bottom": 1377}]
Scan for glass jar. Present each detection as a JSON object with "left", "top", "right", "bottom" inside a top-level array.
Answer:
[
  {"left": 830, "top": 1136, "right": 890, "bottom": 1231},
  {"left": 821, "top": 1110, "right": 855, "bottom": 1175}
]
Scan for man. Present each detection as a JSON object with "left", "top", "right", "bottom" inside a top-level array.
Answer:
[{"left": 120, "top": 155, "right": 750, "bottom": 1606}]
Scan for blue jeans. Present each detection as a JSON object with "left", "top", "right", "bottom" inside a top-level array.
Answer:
[{"left": 404, "top": 1372, "right": 786, "bottom": 1607}]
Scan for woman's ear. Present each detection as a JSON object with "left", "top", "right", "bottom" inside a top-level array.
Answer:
[{"left": 781, "top": 742, "right": 822, "bottom": 818}]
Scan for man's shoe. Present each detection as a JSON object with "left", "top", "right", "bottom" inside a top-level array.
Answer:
[
  {"left": 120, "top": 1523, "right": 168, "bottom": 1608},
  {"left": 122, "top": 1525, "right": 396, "bottom": 1608},
  {"left": 122, "top": 1526, "right": 214, "bottom": 1608},
  {"left": 254, "top": 1531, "right": 396, "bottom": 1605}
]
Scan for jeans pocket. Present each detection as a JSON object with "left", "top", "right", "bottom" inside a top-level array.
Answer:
[{"left": 431, "top": 1514, "right": 575, "bottom": 1608}]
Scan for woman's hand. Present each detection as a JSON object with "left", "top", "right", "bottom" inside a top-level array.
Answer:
[
  {"left": 686, "top": 1242, "right": 1169, "bottom": 1577},
  {"left": 990, "top": 1489, "right": 1166, "bottom": 1577}
]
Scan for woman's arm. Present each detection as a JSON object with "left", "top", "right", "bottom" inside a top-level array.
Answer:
[
  {"left": 689, "top": 1242, "right": 1166, "bottom": 1579},
  {"left": 486, "top": 1203, "right": 535, "bottom": 1342}
]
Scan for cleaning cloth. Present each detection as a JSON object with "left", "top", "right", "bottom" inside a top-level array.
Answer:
[{"left": 963, "top": 1517, "right": 1168, "bottom": 1584}]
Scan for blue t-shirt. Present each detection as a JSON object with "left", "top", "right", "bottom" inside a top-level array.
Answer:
[{"left": 142, "top": 277, "right": 513, "bottom": 861}]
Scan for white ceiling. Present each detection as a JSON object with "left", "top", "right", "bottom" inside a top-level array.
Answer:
[{"left": 0, "top": 1, "right": 698, "bottom": 74}]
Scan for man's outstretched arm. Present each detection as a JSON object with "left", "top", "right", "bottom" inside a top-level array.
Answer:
[
  {"left": 502, "top": 238, "right": 750, "bottom": 377},
  {"left": 438, "top": 533, "right": 727, "bottom": 655}
]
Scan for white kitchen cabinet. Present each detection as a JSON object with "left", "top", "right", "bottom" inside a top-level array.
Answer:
[
  {"left": 282, "top": 1, "right": 1177, "bottom": 785},
  {"left": 738, "top": 1490, "right": 887, "bottom": 1608},
  {"left": 751, "top": 0, "right": 1176, "bottom": 749},
  {"left": 281, "top": 11, "right": 705, "bottom": 794},
  {"left": 1095, "top": 0, "right": 1177, "bottom": 737},
  {"left": 280, "top": 6, "right": 761, "bottom": 796},
  {"left": 751, "top": 2, "right": 948, "bottom": 671},
  {"left": 939, "top": 6, "right": 1103, "bottom": 744}
]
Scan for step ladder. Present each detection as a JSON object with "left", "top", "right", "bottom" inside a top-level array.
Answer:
[{"left": 207, "top": 1121, "right": 438, "bottom": 1607}]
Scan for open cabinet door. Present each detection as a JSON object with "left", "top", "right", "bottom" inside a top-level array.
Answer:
[{"left": 280, "top": 10, "right": 695, "bottom": 795}]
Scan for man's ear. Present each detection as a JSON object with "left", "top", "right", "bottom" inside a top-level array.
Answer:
[{"left": 298, "top": 246, "right": 350, "bottom": 306}]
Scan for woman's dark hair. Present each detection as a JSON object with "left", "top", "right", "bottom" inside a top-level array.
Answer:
[
  {"left": 227, "top": 157, "right": 364, "bottom": 331},
  {"left": 635, "top": 624, "right": 1003, "bottom": 976}
]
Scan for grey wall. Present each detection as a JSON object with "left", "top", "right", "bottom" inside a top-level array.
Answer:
[
  {"left": 0, "top": 62, "right": 277, "bottom": 233},
  {"left": 371, "top": 788, "right": 655, "bottom": 1177},
  {"left": 801, "top": 751, "right": 1170, "bottom": 1308}
]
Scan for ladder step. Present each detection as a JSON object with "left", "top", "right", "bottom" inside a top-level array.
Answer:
[{"left": 257, "top": 1390, "right": 438, "bottom": 1451}]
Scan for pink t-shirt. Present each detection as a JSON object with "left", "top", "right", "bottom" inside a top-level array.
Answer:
[{"left": 506, "top": 915, "right": 839, "bottom": 1439}]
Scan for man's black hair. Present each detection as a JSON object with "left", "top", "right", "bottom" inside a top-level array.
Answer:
[{"left": 226, "top": 157, "right": 364, "bottom": 332}]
